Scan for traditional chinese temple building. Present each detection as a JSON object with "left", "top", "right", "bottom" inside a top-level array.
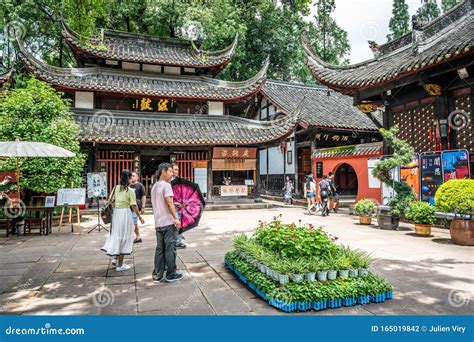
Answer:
[
  {"left": 257, "top": 80, "right": 382, "bottom": 200},
  {"left": 16, "top": 21, "right": 297, "bottom": 200},
  {"left": 303, "top": 0, "right": 474, "bottom": 200}
]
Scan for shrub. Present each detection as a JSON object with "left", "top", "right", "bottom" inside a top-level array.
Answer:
[
  {"left": 354, "top": 199, "right": 377, "bottom": 216},
  {"left": 406, "top": 201, "right": 436, "bottom": 225},
  {"left": 435, "top": 179, "right": 474, "bottom": 216}
]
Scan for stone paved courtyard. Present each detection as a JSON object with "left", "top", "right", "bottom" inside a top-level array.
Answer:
[{"left": 0, "top": 206, "right": 472, "bottom": 316}]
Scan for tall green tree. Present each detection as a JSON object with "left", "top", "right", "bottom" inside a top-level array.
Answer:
[
  {"left": 387, "top": 0, "right": 410, "bottom": 41},
  {"left": 416, "top": 0, "right": 441, "bottom": 24},
  {"left": 305, "top": 0, "right": 350, "bottom": 66},
  {"left": 0, "top": 77, "right": 85, "bottom": 194},
  {"left": 441, "top": 0, "right": 460, "bottom": 12}
]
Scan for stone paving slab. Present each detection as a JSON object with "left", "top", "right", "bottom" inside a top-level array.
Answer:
[{"left": 0, "top": 207, "right": 472, "bottom": 316}]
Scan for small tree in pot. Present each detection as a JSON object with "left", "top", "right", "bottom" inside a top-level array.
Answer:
[
  {"left": 435, "top": 179, "right": 474, "bottom": 246},
  {"left": 354, "top": 199, "right": 377, "bottom": 225},
  {"left": 406, "top": 201, "right": 435, "bottom": 236},
  {"left": 372, "top": 126, "right": 415, "bottom": 229}
]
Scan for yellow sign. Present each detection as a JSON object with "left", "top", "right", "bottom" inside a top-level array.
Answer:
[
  {"left": 140, "top": 98, "right": 153, "bottom": 111},
  {"left": 423, "top": 83, "right": 442, "bottom": 96},
  {"left": 158, "top": 99, "right": 169, "bottom": 111}
]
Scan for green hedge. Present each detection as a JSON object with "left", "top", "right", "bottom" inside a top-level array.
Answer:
[{"left": 435, "top": 179, "right": 474, "bottom": 215}]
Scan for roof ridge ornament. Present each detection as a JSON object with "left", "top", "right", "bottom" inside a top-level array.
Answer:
[
  {"left": 368, "top": 41, "right": 381, "bottom": 58},
  {"left": 411, "top": 15, "right": 423, "bottom": 55}
]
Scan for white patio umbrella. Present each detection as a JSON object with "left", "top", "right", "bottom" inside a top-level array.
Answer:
[{"left": 0, "top": 141, "right": 75, "bottom": 199}]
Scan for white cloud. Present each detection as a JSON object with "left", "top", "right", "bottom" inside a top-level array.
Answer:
[{"left": 311, "top": 0, "right": 427, "bottom": 63}]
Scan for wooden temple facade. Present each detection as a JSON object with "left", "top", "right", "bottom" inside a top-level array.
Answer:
[
  {"left": 16, "top": 21, "right": 298, "bottom": 200},
  {"left": 303, "top": 0, "right": 474, "bottom": 177}
]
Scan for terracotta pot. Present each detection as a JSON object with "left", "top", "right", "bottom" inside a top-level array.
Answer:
[
  {"left": 450, "top": 219, "right": 474, "bottom": 246},
  {"left": 359, "top": 216, "right": 372, "bottom": 225},
  {"left": 414, "top": 223, "right": 431, "bottom": 237},
  {"left": 377, "top": 213, "right": 399, "bottom": 230}
]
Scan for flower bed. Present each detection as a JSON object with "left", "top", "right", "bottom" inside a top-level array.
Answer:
[
  {"left": 225, "top": 251, "right": 393, "bottom": 313},
  {"left": 225, "top": 217, "right": 393, "bottom": 312}
]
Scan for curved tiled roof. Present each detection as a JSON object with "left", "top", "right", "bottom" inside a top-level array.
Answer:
[
  {"left": 0, "top": 68, "right": 13, "bottom": 89},
  {"left": 72, "top": 108, "right": 300, "bottom": 146},
  {"left": 312, "top": 142, "right": 383, "bottom": 159},
  {"left": 17, "top": 38, "right": 268, "bottom": 101},
  {"left": 61, "top": 20, "right": 238, "bottom": 69},
  {"left": 302, "top": 0, "right": 473, "bottom": 94},
  {"left": 261, "top": 80, "right": 381, "bottom": 131}
]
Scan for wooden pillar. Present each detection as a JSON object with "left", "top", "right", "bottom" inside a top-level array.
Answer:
[
  {"left": 206, "top": 147, "right": 213, "bottom": 202},
  {"left": 255, "top": 146, "right": 262, "bottom": 202}
]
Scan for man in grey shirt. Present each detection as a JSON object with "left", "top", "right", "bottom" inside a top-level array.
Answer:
[{"left": 151, "top": 163, "right": 182, "bottom": 283}]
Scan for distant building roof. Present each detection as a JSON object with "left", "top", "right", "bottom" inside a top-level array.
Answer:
[
  {"left": 17, "top": 37, "right": 268, "bottom": 101},
  {"left": 72, "top": 107, "right": 299, "bottom": 146},
  {"left": 312, "top": 141, "right": 383, "bottom": 159},
  {"left": 261, "top": 80, "right": 381, "bottom": 131},
  {"left": 61, "top": 20, "right": 238, "bottom": 70},
  {"left": 0, "top": 68, "right": 13, "bottom": 90},
  {"left": 302, "top": 0, "right": 473, "bottom": 94}
]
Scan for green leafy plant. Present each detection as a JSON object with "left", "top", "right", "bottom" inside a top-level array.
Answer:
[
  {"left": 0, "top": 77, "right": 85, "bottom": 196},
  {"left": 406, "top": 201, "right": 436, "bottom": 225},
  {"left": 354, "top": 199, "right": 378, "bottom": 216},
  {"left": 435, "top": 179, "right": 474, "bottom": 216},
  {"left": 372, "top": 126, "right": 416, "bottom": 217}
]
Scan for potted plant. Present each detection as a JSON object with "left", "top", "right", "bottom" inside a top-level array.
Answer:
[
  {"left": 406, "top": 201, "right": 435, "bottom": 236},
  {"left": 289, "top": 258, "right": 305, "bottom": 283},
  {"left": 337, "top": 256, "right": 351, "bottom": 278},
  {"left": 372, "top": 127, "right": 416, "bottom": 230},
  {"left": 435, "top": 179, "right": 474, "bottom": 246},
  {"left": 354, "top": 199, "right": 377, "bottom": 225},
  {"left": 353, "top": 250, "right": 372, "bottom": 276},
  {"left": 325, "top": 254, "right": 338, "bottom": 280},
  {"left": 304, "top": 259, "right": 317, "bottom": 281},
  {"left": 316, "top": 260, "right": 329, "bottom": 281}
]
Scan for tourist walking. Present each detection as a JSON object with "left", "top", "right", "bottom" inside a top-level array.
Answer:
[
  {"left": 130, "top": 171, "right": 146, "bottom": 243},
  {"left": 171, "top": 163, "right": 186, "bottom": 249},
  {"left": 318, "top": 175, "right": 331, "bottom": 217},
  {"left": 151, "top": 163, "right": 182, "bottom": 283},
  {"left": 328, "top": 171, "right": 339, "bottom": 213},
  {"left": 102, "top": 170, "right": 144, "bottom": 272},
  {"left": 305, "top": 175, "right": 316, "bottom": 215},
  {"left": 282, "top": 176, "right": 294, "bottom": 205}
]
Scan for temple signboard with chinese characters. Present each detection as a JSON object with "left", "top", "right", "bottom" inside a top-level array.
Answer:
[
  {"left": 213, "top": 147, "right": 257, "bottom": 159},
  {"left": 131, "top": 98, "right": 177, "bottom": 112}
]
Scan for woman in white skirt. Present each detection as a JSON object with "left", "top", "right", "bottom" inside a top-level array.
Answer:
[{"left": 101, "top": 170, "right": 145, "bottom": 272}]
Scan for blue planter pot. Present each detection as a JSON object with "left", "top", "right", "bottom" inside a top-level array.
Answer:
[
  {"left": 343, "top": 297, "right": 355, "bottom": 306},
  {"left": 327, "top": 299, "right": 342, "bottom": 308},
  {"left": 312, "top": 301, "right": 326, "bottom": 311},
  {"left": 255, "top": 289, "right": 266, "bottom": 300},
  {"left": 298, "top": 302, "right": 312, "bottom": 311},
  {"left": 248, "top": 282, "right": 256, "bottom": 291},
  {"left": 357, "top": 295, "right": 370, "bottom": 305},
  {"left": 385, "top": 291, "right": 393, "bottom": 299}
]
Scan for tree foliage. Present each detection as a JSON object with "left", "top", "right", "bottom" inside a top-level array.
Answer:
[
  {"left": 416, "top": 0, "right": 441, "bottom": 24},
  {"left": 441, "top": 0, "right": 460, "bottom": 13},
  {"left": 387, "top": 0, "right": 410, "bottom": 41},
  {"left": 0, "top": 77, "right": 85, "bottom": 194},
  {"left": 372, "top": 126, "right": 415, "bottom": 217},
  {"left": 1, "top": 0, "right": 348, "bottom": 83}
]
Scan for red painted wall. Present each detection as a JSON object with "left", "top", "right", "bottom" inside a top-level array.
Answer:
[{"left": 312, "top": 154, "right": 382, "bottom": 203}]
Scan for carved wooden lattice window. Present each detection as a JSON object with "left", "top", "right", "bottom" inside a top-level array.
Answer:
[
  {"left": 453, "top": 95, "right": 473, "bottom": 151},
  {"left": 393, "top": 104, "right": 435, "bottom": 152}
]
